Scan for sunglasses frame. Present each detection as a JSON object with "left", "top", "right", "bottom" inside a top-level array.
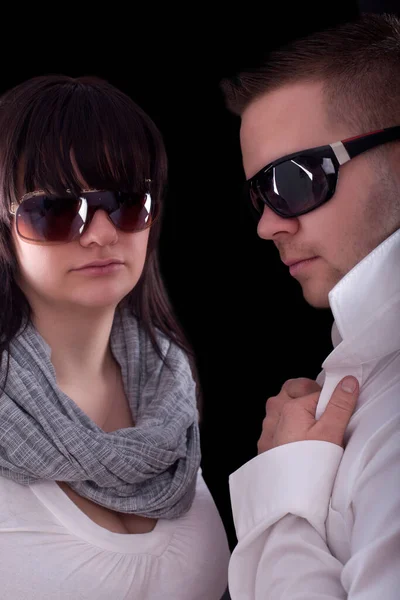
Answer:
[
  {"left": 247, "top": 125, "right": 400, "bottom": 219},
  {"left": 9, "top": 180, "right": 156, "bottom": 245}
]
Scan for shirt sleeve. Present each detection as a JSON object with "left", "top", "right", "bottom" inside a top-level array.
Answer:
[{"left": 228, "top": 432, "right": 400, "bottom": 599}]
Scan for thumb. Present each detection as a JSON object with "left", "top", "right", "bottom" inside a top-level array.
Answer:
[{"left": 316, "top": 376, "right": 359, "bottom": 446}]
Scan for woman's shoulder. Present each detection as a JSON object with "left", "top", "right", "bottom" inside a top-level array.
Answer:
[
  {"left": 112, "top": 306, "right": 193, "bottom": 390},
  {"left": 118, "top": 305, "right": 189, "bottom": 363}
]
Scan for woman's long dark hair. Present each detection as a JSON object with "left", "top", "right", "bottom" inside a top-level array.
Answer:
[{"left": 0, "top": 75, "right": 201, "bottom": 409}]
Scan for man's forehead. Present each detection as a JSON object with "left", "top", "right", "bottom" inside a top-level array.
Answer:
[{"left": 239, "top": 81, "right": 338, "bottom": 177}]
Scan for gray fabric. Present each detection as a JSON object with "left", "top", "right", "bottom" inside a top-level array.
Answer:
[{"left": 0, "top": 306, "right": 200, "bottom": 518}]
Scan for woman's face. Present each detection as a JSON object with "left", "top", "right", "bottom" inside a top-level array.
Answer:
[{"left": 11, "top": 184, "right": 151, "bottom": 313}]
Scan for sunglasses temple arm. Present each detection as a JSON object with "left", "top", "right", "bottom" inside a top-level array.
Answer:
[{"left": 343, "top": 125, "right": 400, "bottom": 159}]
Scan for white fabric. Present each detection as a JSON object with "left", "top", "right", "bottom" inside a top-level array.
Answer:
[
  {"left": 228, "top": 228, "right": 400, "bottom": 599},
  {"left": 0, "top": 469, "right": 230, "bottom": 599}
]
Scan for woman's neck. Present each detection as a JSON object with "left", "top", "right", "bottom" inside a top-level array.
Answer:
[{"left": 31, "top": 305, "right": 118, "bottom": 383}]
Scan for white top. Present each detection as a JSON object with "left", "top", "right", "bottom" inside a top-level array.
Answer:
[
  {"left": 228, "top": 228, "right": 400, "bottom": 599},
  {"left": 0, "top": 469, "right": 230, "bottom": 599}
]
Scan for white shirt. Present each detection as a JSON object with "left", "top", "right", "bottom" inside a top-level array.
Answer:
[
  {"left": 0, "top": 469, "right": 230, "bottom": 599},
  {"left": 228, "top": 228, "right": 400, "bottom": 599}
]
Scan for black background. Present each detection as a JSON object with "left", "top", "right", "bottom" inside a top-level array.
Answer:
[{"left": 2, "top": 0, "right": 398, "bottom": 550}]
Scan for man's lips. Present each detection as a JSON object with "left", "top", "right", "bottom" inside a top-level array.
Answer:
[
  {"left": 282, "top": 257, "right": 318, "bottom": 267},
  {"left": 286, "top": 257, "right": 320, "bottom": 276}
]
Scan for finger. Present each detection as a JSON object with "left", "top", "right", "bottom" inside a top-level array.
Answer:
[
  {"left": 257, "top": 432, "right": 273, "bottom": 454},
  {"left": 294, "top": 390, "right": 321, "bottom": 417},
  {"left": 316, "top": 377, "right": 359, "bottom": 445},
  {"left": 282, "top": 377, "right": 322, "bottom": 399},
  {"left": 265, "top": 394, "right": 286, "bottom": 415},
  {"left": 263, "top": 401, "right": 281, "bottom": 438},
  {"left": 257, "top": 415, "right": 275, "bottom": 454}
]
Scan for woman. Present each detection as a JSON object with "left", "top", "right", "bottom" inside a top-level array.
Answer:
[{"left": 0, "top": 75, "right": 230, "bottom": 599}]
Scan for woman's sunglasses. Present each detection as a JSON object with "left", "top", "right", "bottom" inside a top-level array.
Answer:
[
  {"left": 247, "top": 125, "right": 400, "bottom": 219},
  {"left": 10, "top": 180, "right": 158, "bottom": 244}
]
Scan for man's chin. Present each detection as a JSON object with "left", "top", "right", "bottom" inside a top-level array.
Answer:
[{"left": 301, "top": 284, "right": 331, "bottom": 309}]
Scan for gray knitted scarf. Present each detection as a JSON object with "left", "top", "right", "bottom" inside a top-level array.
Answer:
[{"left": 0, "top": 306, "right": 201, "bottom": 518}]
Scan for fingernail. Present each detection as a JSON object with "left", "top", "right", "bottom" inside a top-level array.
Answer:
[{"left": 341, "top": 377, "right": 357, "bottom": 393}]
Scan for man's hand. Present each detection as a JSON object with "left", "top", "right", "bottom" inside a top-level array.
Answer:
[{"left": 257, "top": 376, "right": 359, "bottom": 454}]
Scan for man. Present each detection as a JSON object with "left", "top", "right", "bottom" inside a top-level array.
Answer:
[{"left": 220, "top": 13, "right": 400, "bottom": 599}]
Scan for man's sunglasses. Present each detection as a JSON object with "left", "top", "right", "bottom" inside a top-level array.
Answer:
[
  {"left": 247, "top": 125, "right": 400, "bottom": 219},
  {"left": 10, "top": 180, "right": 158, "bottom": 244}
]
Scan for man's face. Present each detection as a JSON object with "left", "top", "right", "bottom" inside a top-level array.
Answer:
[{"left": 240, "top": 80, "right": 400, "bottom": 308}]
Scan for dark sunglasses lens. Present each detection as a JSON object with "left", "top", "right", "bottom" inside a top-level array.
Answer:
[
  {"left": 249, "top": 186, "right": 264, "bottom": 219},
  {"left": 256, "top": 157, "right": 332, "bottom": 217},
  {"left": 16, "top": 190, "right": 158, "bottom": 242},
  {"left": 16, "top": 195, "right": 82, "bottom": 242},
  {"left": 109, "top": 192, "right": 158, "bottom": 232}
]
